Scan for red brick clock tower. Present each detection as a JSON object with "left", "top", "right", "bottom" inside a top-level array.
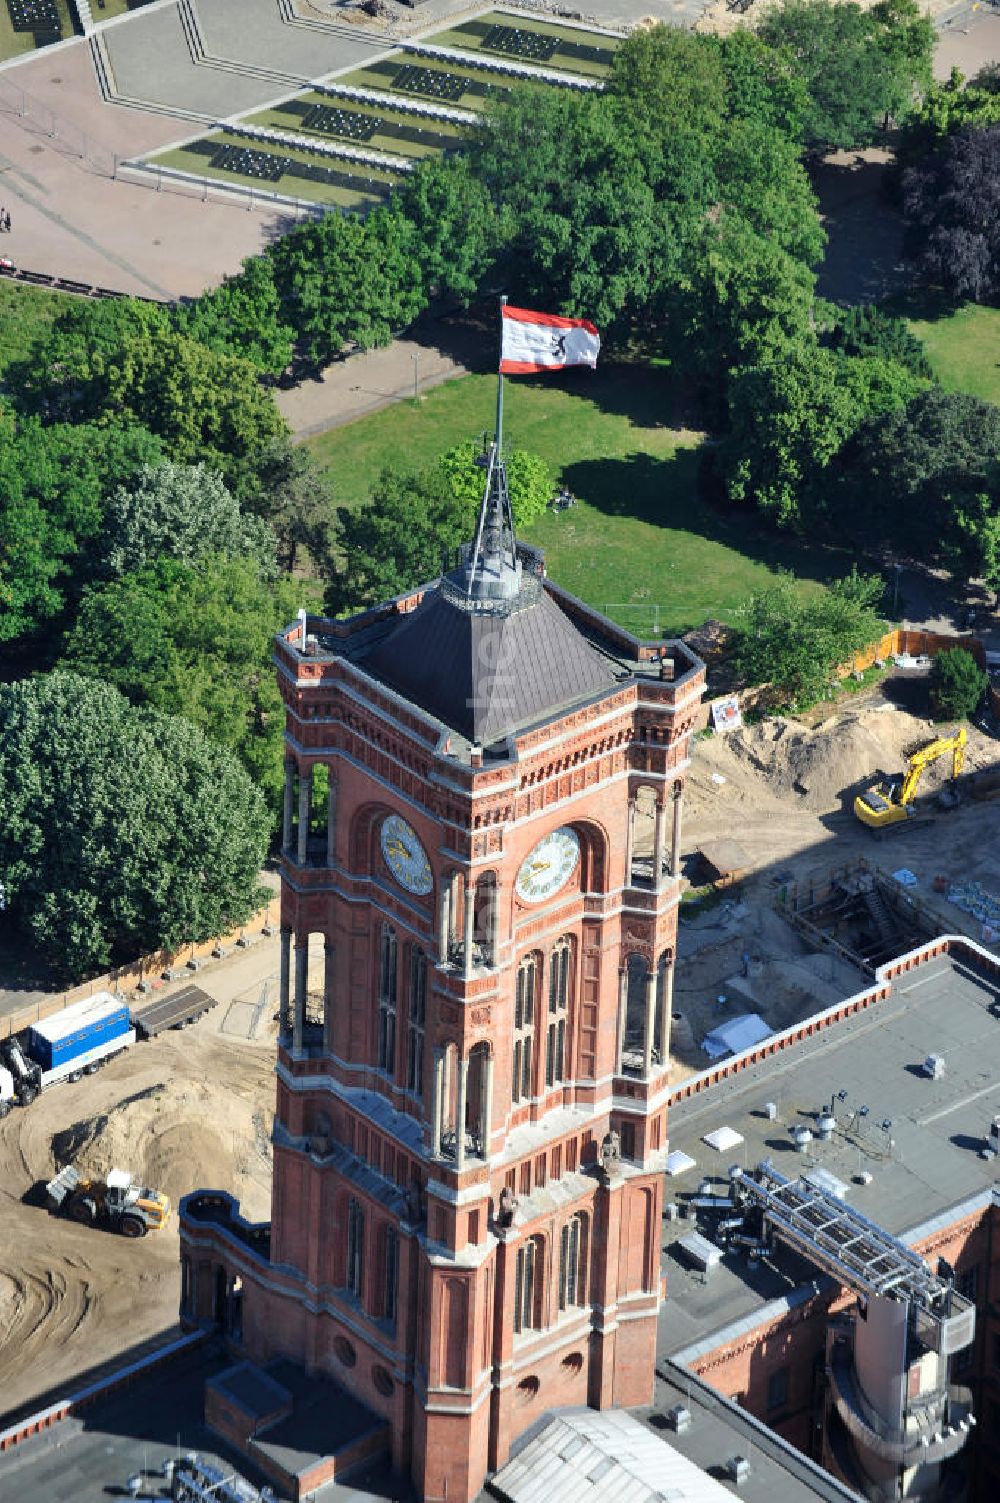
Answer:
[{"left": 179, "top": 442, "right": 706, "bottom": 1502}]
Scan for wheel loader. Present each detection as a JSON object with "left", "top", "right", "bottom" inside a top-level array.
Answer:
[{"left": 45, "top": 1164, "right": 170, "bottom": 1237}]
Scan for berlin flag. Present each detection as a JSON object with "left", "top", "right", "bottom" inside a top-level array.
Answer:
[{"left": 499, "top": 304, "right": 600, "bottom": 375}]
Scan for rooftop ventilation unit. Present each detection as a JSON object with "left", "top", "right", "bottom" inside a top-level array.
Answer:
[
  {"left": 667, "top": 1404, "right": 692, "bottom": 1433},
  {"left": 924, "top": 1055, "right": 945, "bottom": 1079},
  {"left": 725, "top": 1455, "right": 751, "bottom": 1484},
  {"left": 792, "top": 1125, "right": 813, "bottom": 1153}
]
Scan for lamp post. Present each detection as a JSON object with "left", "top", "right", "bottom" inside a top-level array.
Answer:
[{"left": 411, "top": 352, "right": 419, "bottom": 403}]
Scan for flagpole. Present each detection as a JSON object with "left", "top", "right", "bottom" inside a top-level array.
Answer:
[{"left": 496, "top": 294, "right": 506, "bottom": 457}]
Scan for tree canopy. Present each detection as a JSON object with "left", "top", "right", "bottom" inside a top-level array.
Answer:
[
  {"left": 0, "top": 672, "right": 269, "bottom": 980},
  {"left": 759, "top": 0, "right": 933, "bottom": 151},
  {"left": 100, "top": 461, "right": 276, "bottom": 578},
  {"left": 902, "top": 122, "right": 1000, "bottom": 303},
  {"left": 61, "top": 557, "right": 307, "bottom": 812},
  {"left": 930, "top": 647, "right": 988, "bottom": 720}
]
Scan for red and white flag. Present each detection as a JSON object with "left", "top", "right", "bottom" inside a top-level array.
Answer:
[{"left": 500, "top": 304, "right": 600, "bottom": 375}]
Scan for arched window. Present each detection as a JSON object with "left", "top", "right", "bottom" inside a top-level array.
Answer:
[
  {"left": 346, "top": 1197, "right": 365, "bottom": 1300},
  {"left": 514, "top": 1236, "right": 543, "bottom": 1333},
  {"left": 513, "top": 957, "right": 537, "bottom": 1104},
  {"left": 545, "top": 938, "right": 571, "bottom": 1087},
  {"left": 383, "top": 1224, "right": 399, "bottom": 1326},
  {"left": 378, "top": 926, "right": 398, "bottom": 1073},
  {"left": 407, "top": 946, "right": 427, "bottom": 1095},
  {"left": 559, "top": 1214, "right": 587, "bottom": 1311}
]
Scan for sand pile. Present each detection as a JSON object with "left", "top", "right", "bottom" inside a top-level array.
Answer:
[
  {"left": 699, "top": 709, "right": 942, "bottom": 814},
  {"left": 51, "top": 1077, "right": 272, "bottom": 1213}
]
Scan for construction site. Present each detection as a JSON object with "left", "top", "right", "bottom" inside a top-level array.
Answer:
[{"left": 1, "top": 643, "right": 1000, "bottom": 1501}]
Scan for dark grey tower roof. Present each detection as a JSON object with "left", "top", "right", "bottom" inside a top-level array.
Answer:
[
  {"left": 363, "top": 440, "right": 616, "bottom": 745},
  {"left": 364, "top": 574, "right": 617, "bottom": 746}
]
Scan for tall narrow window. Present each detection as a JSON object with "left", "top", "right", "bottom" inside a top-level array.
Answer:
[
  {"left": 407, "top": 946, "right": 427, "bottom": 1095},
  {"left": 559, "top": 1215, "right": 585, "bottom": 1310},
  {"left": 545, "top": 938, "right": 571, "bottom": 1087},
  {"left": 384, "top": 1225, "right": 399, "bottom": 1325},
  {"left": 378, "top": 926, "right": 397, "bottom": 1073},
  {"left": 514, "top": 1238, "right": 540, "bottom": 1333},
  {"left": 513, "top": 957, "right": 537, "bottom": 1104},
  {"left": 346, "top": 1197, "right": 365, "bottom": 1299}
]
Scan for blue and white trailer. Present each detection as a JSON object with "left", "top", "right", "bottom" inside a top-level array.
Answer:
[{"left": 0, "top": 991, "right": 135, "bottom": 1110}]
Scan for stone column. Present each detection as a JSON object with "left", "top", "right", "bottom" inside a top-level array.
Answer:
[
  {"left": 326, "top": 776, "right": 338, "bottom": 868},
  {"left": 282, "top": 760, "right": 295, "bottom": 856},
  {"left": 279, "top": 927, "right": 292, "bottom": 1039},
  {"left": 658, "top": 955, "right": 674, "bottom": 1070},
  {"left": 671, "top": 784, "right": 683, "bottom": 878},
  {"left": 456, "top": 1056, "right": 469, "bottom": 1170},
  {"left": 653, "top": 800, "right": 667, "bottom": 890},
  {"left": 323, "top": 939, "right": 335, "bottom": 1053},
  {"left": 480, "top": 1052, "right": 494, "bottom": 1161},
  {"left": 624, "top": 797, "right": 636, "bottom": 887},
  {"left": 463, "top": 876, "right": 477, "bottom": 980},
  {"left": 297, "top": 766, "right": 313, "bottom": 866},
  {"left": 643, "top": 968, "right": 657, "bottom": 1077},
  {"left": 617, "top": 967, "right": 628, "bottom": 1073},
  {"left": 488, "top": 883, "right": 500, "bottom": 969},
  {"left": 431, "top": 1047, "right": 445, "bottom": 1157},
  {"left": 293, "top": 937, "right": 308, "bottom": 1053},
  {"left": 438, "top": 878, "right": 451, "bottom": 964}
]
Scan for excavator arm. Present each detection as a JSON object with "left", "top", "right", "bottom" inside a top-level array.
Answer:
[{"left": 898, "top": 728, "right": 968, "bottom": 806}]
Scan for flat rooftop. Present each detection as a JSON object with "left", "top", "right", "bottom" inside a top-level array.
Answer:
[{"left": 661, "top": 949, "right": 1000, "bottom": 1359}]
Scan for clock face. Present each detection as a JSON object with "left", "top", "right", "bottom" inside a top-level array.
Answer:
[
  {"left": 380, "top": 814, "right": 433, "bottom": 896},
  {"left": 516, "top": 826, "right": 580, "bottom": 905}
]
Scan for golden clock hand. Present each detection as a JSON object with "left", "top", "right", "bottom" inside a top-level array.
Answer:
[{"left": 530, "top": 859, "right": 551, "bottom": 873}]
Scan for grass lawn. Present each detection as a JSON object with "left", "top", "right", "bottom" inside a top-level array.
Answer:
[
  {"left": 909, "top": 304, "right": 1000, "bottom": 407},
  {"left": 307, "top": 368, "right": 847, "bottom": 637},
  {"left": 0, "top": 0, "right": 77, "bottom": 61},
  {"left": 0, "top": 280, "right": 73, "bottom": 385},
  {"left": 152, "top": 133, "right": 402, "bottom": 209},
  {"left": 246, "top": 95, "right": 467, "bottom": 161},
  {"left": 419, "top": 14, "right": 616, "bottom": 79}
]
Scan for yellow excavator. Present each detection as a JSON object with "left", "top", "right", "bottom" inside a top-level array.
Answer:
[{"left": 854, "top": 727, "right": 967, "bottom": 831}]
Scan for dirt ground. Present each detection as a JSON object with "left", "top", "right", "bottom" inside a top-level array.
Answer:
[
  {"left": 0, "top": 1008, "right": 277, "bottom": 1418},
  {"left": 660, "top": 678, "right": 1000, "bottom": 1080}
]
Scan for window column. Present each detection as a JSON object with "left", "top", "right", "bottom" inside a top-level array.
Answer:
[
  {"left": 431, "top": 1046, "right": 445, "bottom": 1157},
  {"left": 616, "top": 967, "right": 628, "bottom": 1073},
  {"left": 643, "top": 966, "right": 657, "bottom": 1077},
  {"left": 480, "top": 1051, "right": 494, "bottom": 1161},
  {"left": 654, "top": 797, "right": 667, "bottom": 890},
  {"left": 456, "top": 1055, "right": 469, "bottom": 1170},
  {"left": 282, "top": 759, "right": 295, "bottom": 856},
  {"left": 463, "top": 876, "right": 476, "bottom": 980},
  {"left": 279, "top": 926, "right": 292, "bottom": 1039},
  {"left": 323, "top": 939, "right": 335, "bottom": 1053},
  {"left": 437, "top": 877, "right": 451, "bottom": 965},
  {"left": 297, "top": 766, "right": 312, "bottom": 866},
  {"left": 293, "top": 935, "right": 307, "bottom": 1053},
  {"left": 326, "top": 775, "right": 338, "bottom": 867},
  {"left": 658, "top": 952, "right": 674, "bottom": 1069},
  {"left": 671, "top": 782, "right": 683, "bottom": 877},
  {"left": 625, "top": 796, "right": 636, "bottom": 886}
]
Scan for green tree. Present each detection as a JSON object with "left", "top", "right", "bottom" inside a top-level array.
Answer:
[
  {"left": 175, "top": 255, "right": 294, "bottom": 377},
  {"left": 835, "top": 388, "right": 1000, "bottom": 557},
  {"left": 61, "top": 558, "right": 307, "bottom": 812},
  {"left": 759, "top": 0, "right": 934, "bottom": 151},
  {"left": 327, "top": 464, "right": 468, "bottom": 615},
  {"left": 0, "top": 671, "right": 269, "bottom": 980},
  {"left": 722, "top": 344, "right": 918, "bottom": 527},
  {"left": 471, "top": 86, "right": 660, "bottom": 333},
  {"left": 719, "top": 28, "right": 809, "bottom": 139},
  {"left": 396, "top": 154, "right": 498, "bottom": 303},
  {"left": 269, "top": 204, "right": 426, "bottom": 368},
  {"left": 101, "top": 461, "right": 276, "bottom": 578},
  {"left": 242, "top": 438, "right": 337, "bottom": 576},
  {"left": 11, "top": 311, "right": 287, "bottom": 497},
  {"left": 824, "top": 303, "right": 932, "bottom": 378},
  {"left": 608, "top": 25, "right": 728, "bottom": 143},
  {"left": 0, "top": 411, "right": 163, "bottom": 640},
  {"left": 733, "top": 571, "right": 885, "bottom": 708},
  {"left": 929, "top": 646, "right": 988, "bottom": 720},
  {"left": 438, "top": 442, "right": 554, "bottom": 529}
]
